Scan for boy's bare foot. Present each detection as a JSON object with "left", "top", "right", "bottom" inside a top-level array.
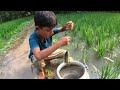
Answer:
[{"left": 38, "top": 68, "right": 45, "bottom": 79}]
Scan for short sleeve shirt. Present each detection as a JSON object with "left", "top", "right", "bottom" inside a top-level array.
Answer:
[{"left": 28, "top": 28, "right": 59, "bottom": 59}]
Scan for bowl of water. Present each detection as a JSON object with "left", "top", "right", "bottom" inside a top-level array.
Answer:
[{"left": 56, "top": 59, "right": 90, "bottom": 79}]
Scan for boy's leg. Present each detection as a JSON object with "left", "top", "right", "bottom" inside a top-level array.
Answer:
[
  {"left": 37, "top": 68, "right": 45, "bottom": 79},
  {"left": 30, "top": 49, "right": 67, "bottom": 79},
  {"left": 31, "top": 56, "right": 46, "bottom": 79}
]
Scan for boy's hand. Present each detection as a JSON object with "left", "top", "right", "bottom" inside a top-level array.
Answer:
[
  {"left": 62, "top": 21, "right": 74, "bottom": 31},
  {"left": 57, "top": 36, "right": 70, "bottom": 47}
]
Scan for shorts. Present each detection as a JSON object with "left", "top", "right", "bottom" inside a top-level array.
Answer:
[{"left": 30, "top": 49, "right": 67, "bottom": 74}]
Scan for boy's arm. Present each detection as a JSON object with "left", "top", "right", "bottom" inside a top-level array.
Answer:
[
  {"left": 58, "top": 21, "right": 74, "bottom": 32},
  {"left": 32, "top": 36, "right": 70, "bottom": 61},
  {"left": 53, "top": 21, "right": 74, "bottom": 35}
]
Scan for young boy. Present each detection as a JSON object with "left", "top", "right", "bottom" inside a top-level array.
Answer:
[{"left": 28, "top": 11, "right": 74, "bottom": 79}]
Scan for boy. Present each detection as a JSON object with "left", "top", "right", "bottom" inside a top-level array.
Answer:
[{"left": 29, "top": 11, "right": 74, "bottom": 79}]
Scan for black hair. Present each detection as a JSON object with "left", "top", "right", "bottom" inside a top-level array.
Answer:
[{"left": 34, "top": 11, "right": 57, "bottom": 28}]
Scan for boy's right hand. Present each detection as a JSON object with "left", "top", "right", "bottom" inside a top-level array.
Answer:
[{"left": 57, "top": 36, "right": 70, "bottom": 47}]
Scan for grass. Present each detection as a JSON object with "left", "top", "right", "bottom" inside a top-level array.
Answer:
[{"left": 0, "top": 16, "right": 33, "bottom": 56}]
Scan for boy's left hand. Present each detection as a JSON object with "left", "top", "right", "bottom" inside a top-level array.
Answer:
[{"left": 63, "top": 21, "right": 74, "bottom": 31}]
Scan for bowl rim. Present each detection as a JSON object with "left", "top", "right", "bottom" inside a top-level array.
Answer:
[{"left": 56, "top": 61, "right": 87, "bottom": 79}]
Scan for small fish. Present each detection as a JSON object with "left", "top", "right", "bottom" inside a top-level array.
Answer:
[{"left": 65, "top": 51, "right": 70, "bottom": 65}]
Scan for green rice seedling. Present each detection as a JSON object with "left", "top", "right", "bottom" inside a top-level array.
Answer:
[
  {"left": 107, "top": 38, "right": 115, "bottom": 51},
  {"left": 105, "top": 35, "right": 119, "bottom": 52},
  {"left": 85, "top": 26, "right": 94, "bottom": 47},
  {"left": 97, "top": 35, "right": 106, "bottom": 58},
  {"left": 100, "top": 60, "right": 120, "bottom": 79},
  {"left": 79, "top": 24, "right": 86, "bottom": 40},
  {"left": 82, "top": 48, "right": 89, "bottom": 62}
]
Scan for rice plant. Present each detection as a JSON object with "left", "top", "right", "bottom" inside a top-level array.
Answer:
[
  {"left": 97, "top": 35, "right": 106, "bottom": 58},
  {"left": 100, "top": 60, "right": 120, "bottom": 79}
]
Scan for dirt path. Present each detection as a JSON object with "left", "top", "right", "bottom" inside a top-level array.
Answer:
[{"left": 0, "top": 24, "right": 38, "bottom": 79}]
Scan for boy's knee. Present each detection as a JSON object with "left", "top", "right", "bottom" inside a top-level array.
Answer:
[
  {"left": 32, "top": 60, "right": 46, "bottom": 74},
  {"left": 33, "top": 60, "right": 46, "bottom": 71},
  {"left": 31, "top": 55, "right": 46, "bottom": 69},
  {"left": 38, "top": 60, "right": 46, "bottom": 68}
]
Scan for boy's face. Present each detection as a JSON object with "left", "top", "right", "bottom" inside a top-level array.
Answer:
[{"left": 37, "top": 26, "right": 54, "bottom": 39}]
